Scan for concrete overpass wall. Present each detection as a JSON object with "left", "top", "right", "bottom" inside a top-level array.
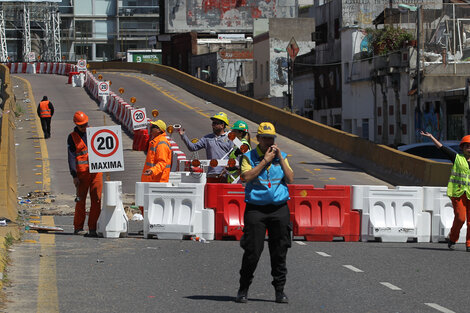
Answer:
[
  {"left": 0, "top": 64, "right": 18, "bottom": 222},
  {"left": 90, "top": 61, "right": 452, "bottom": 186}
]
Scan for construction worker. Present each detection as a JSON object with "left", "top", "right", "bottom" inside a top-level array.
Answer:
[
  {"left": 37, "top": 96, "right": 54, "bottom": 139},
  {"left": 178, "top": 112, "right": 232, "bottom": 183},
  {"left": 236, "top": 122, "right": 294, "bottom": 304},
  {"left": 67, "top": 111, "right": 103, "bottom": 238},
  {"left": 421, "top": 131, "right": 470, "bottom": 252},
  {"left": 226, "top": 120, "right": 251, "bottom": 183},
  {"left": 141, "top": 119, "right": 172, "bottom": 182}
]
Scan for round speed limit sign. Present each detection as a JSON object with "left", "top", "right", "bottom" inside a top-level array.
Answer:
[
  {"left": 98, "top": 82, "right": 109, "bottom": 96},
  {"left": 131, "top": 108, "right": 148, "bottom": 130},
  {"left": 86, "top": 126, "right": 124, "bottom": 173},
  {"left": 77, "top": 59, "right": 87, "bottom": 71}
]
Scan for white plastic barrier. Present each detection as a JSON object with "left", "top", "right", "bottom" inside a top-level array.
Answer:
[
  {"left": 26, "top": 63, "right": 36, "bottom": 74},
  {"left": 352, "top": 185, "right": 431, "bottom": 242},
  {"left": 99, "top": 95, "right": 108, "bottom": 111},
  {"left": 97, "top": 181, "right": 129, "bottom": 238},
  {"left": 72, "top": 72, "right": 85, "bottom": 87},
  {"left": 423, "top": 186, "right": 467, "bottom": 243},
  {"left": 136, "top": 174, "right": 214, "bottom": 240}
]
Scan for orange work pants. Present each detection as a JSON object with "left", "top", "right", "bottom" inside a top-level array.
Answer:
[
  {"left": 74, "top": 172, "right": 103, "bottom": 231},
  {"left": 449, "top": 194, "right": 470, "bottom": 247}
]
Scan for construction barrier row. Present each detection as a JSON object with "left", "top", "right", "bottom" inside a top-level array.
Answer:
[
  {"left": 134, "top": 179, "right": 465, "bottom": 243},
  {"left": 3, "top": 62, "right": 79, "bottom": 76},
  {"left": 83, "top": 71, "right": 187, "bottom": 169}
]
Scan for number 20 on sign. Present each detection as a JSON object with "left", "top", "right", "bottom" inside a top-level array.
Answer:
[{"left": 86, "top": 125, "right": 124, "bottom": 173}]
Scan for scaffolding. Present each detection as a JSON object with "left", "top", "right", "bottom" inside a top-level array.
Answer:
[
  {"left": 0, "top": 10, "right": 7, "bottom": 62},
  {"left": 0, "top": 1, "right": 61, "bottom": 62}
]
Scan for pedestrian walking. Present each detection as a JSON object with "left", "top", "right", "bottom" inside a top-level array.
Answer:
[
  {"left": 141, "top": 119, "right": 172, "bottom": 182},
  {"left": 236, "top": 122, "right": 294, "bottom": 304},
  {"left": 67, "top": 111, "right": 103, "bottom": 238},
  {"left": 421, "top": 130, "right": 470, "bottom": 251},
  {"left": 37, "top": 96, "right": 54, "bottom": 138},
  {"left": 226, "top": 120, "right": 251, "bottom": 183},
  {"left": 178, "top": 112, "right": 232, "bottom": 183}
]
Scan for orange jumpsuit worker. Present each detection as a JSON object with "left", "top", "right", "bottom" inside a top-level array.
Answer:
[
  {"left": 67, "top": 111, "right": 103, "bottom": 238},
  {"left": 141, "top": 119, "right": 172, "bottom": 182},
  {"left": 421, "top": 131, "right": 470, "bottom": 251},
  {"left": 37, "top": 96, "right": 54, "bottom": 139}
]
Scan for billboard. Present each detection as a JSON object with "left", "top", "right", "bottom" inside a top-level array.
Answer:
[{"left": 165, "top": 0, "right": 298, "bottom": 33}]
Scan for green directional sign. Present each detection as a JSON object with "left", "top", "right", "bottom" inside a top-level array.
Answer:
[{"left": 132, "top": 53, "right": 161, "bottom": 64}]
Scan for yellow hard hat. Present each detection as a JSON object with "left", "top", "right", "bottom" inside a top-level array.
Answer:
[
  {"left": 257, "top": 122, "right": 276, "bottom": 137},
  {"left": 149, "top": 119, "right": 166, "bottom": 131},
  {"left": 211, "top": 112, "right": 229, "bottom": 126}
]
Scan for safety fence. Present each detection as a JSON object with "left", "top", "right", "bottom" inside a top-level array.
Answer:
[{"left": 134, "top": 178, "right": 464, "bottom": 243}]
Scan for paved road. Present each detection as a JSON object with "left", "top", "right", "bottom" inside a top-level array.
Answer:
[
  {"left": 4, "top": 216, "right": 469, "bottom": 313},
  {"left": 4, "top": 72, "right": 467, "bottom": 313}
]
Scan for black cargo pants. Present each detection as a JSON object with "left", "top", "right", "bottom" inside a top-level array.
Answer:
[{"left": 239, "top": 202, "right": 292, "bottom": 290}]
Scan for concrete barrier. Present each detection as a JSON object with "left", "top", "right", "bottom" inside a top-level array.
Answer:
[
  {"left": 0, "top": 64, "right": 20, "bottom": 290},
  {"left": 89, "top": 62, "right": 451, "bottom": 186}
]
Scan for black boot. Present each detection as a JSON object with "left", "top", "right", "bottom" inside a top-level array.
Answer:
[
  {"left": 235, "top": 287, "right": 249, "bottom": 303},
  {"left": 275, "top": 288, "right": 288, "bottom": 304}
]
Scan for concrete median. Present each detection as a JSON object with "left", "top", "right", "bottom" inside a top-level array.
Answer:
[{"left": 89, "top": 61, "right": 451, "bottom": 186}]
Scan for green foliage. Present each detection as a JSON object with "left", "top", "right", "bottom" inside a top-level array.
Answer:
[{"left": 366, "top": 27, "right": 414, "bottom": 56}]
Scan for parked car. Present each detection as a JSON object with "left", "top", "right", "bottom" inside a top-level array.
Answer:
[{"left": 397, "top": 141, "right": 461, "bottom": 163}]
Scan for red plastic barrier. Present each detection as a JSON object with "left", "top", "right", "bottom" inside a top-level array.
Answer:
[
  {"left": 205, "top": 183, "right": 246, "bottom": 240},
  {"left": 68, "top": 71, "right": 79, "bottom": 84},
  {"left": 132, "top": 129, "right": 142, "bottom": 151},
  {"left": 140, "top": 129, "right": 149, "bottom": 151},
  {"left": 287, "top": 185, "right": 360, "bottom": 242}
]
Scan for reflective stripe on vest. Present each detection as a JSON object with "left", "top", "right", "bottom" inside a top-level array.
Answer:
[
  {"left": 141, "top": 133, "right": 172, "bottom": 183},
  {"left": 71, "top": 131, "right": 89, "bottom": 173},
  {"left": 447, "top": 154, "right": 470, "bottom": 198},
  {"left": 39, "top": 100, "right": 51, "bottom": 118},
  {"left": 146, "top": 162, "right": 170, "bottom": 168}
]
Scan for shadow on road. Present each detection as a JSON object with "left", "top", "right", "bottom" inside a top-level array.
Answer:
[{"left": 185, "top": 295, "right": 274, "bottom": 303}]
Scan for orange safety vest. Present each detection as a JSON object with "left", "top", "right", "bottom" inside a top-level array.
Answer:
[
  {"left": 39, "top": 100, "right": 52, "bottom": 118},
  {"left": 141, "top": 133, "right": 172, "bottom": 182},
  {"left": 71, "top": 132, "right": 89, "bottom": 173}
]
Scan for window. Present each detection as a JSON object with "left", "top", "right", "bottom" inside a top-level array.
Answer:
[
  {"left": 75, "top": 20, "right": 93, "bottom": 38},
  {"left": 260, "top": 63, "right": 263, "bottom": 83},
  {"left": 334, "top": 18, "right": 340, "bottom": 39},
  {"left": 254, "top": 61, "right": 257, "bottom": 79},
  {"left": 314, "top": 23, "right": 328, "bottom": 45},
  {"left": 96, "top": 44, "right": 113, "bottom": 60},
  {"left": 266, "top": 61, "right": 269, "bottom": 82}
]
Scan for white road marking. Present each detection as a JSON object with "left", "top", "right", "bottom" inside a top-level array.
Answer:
[
  {"left": 343, "top": 265, "right": 363, "bottom": 272},
  {"left": 424, "top": 303, "right": 456, "bottom": 313},
  {"left": 380, "top": 282, "right": 401, "bottom": 290},
  {"left": 295, "top": 241, "right": 306, "bottom": 245},
  {"left": 316, "top": 251, "right": 331, "bottom": 257}
]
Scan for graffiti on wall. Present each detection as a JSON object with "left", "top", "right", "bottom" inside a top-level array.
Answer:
[
  {"left": 270, "top": 39, "right": 315, "bottom": 97},
  {"left": 165, "top": 0, "right": 297, "bottom": 33},
  {"left": 217, "top": 49, "right": 253, "bottom": 88}
]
